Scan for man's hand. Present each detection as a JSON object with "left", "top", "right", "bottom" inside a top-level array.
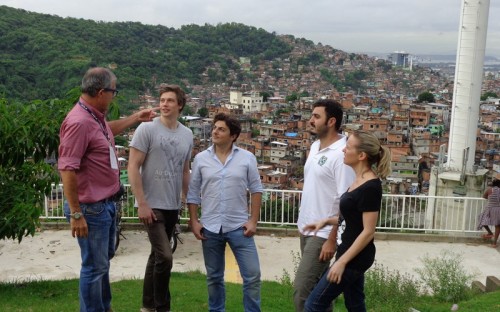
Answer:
[
  {"left": 138, "top": 203, "right": 157, "bottom": 225},
  {"left": 190, "top": 219, "right": 206, "bottom": 240},
  {"left": 243, "top": 220, "right": 257, "bottom": 237},
  {"left": 71, "top": 218, "right": 88, "bottom": 238},
  {"left": 136, "top": 107, "right": 160, "bottom": 122},
  {"left": 319, "top": 239, "right": 336, "bottom": 261}
]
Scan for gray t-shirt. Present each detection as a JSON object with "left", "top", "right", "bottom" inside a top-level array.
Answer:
[{"left": 130, "top": 117, "right": 193, "bottom": 210}]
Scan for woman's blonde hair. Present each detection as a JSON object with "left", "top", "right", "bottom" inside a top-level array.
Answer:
[{"left": 351, "top": 130, "right": 392, "bottom": 179}]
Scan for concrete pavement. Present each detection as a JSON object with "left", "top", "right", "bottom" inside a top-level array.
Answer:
[{"left": 1, "top": 229, "right": 499, "bottom": 285}]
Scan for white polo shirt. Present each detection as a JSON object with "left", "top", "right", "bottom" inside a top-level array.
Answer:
[{"left": 297, "top": 136, "right": 356, "bottom": 239}]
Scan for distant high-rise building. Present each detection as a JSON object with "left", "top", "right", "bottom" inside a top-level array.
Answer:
[{"left": 388, "top": 51, "right": 410, "bottom": 68}]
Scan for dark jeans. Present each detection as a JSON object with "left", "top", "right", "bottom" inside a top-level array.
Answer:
[
  {"left": 142, "top": 209, "right": 178, "bottom": 312},
  {"left": 304, "top": 267, "right": 366, "bottom": 312}
]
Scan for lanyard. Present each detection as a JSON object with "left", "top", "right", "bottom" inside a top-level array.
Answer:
[
  {"left": 78, "top": 101, "right": 111, "bottom": 142},
  {"left": 78, "top": 101, "right": 120, "bottom": 174}
]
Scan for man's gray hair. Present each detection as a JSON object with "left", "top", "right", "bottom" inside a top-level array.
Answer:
[{"left": 81, "top": 67, "right": 117, "bottom": 97}]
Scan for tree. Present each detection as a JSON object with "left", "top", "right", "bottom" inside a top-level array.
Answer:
[
  {"left": 260, "top": 91, "right": 271, "bottom": 102},
  {"left": 207, "top": 68, "right": 217, "bottom": 81},
  {"left": 197, "top": 107, "right": 208, "bottom": 117},
  {"left": 417, "top": 91, "right": 435, "bottom": 103},
  {"left": 481, "top": 92, "right": 498, "bottom": 101},
  {"left": 293, "top": 165, "right": 304, "bottom": 178},
  {"left": 299, "top": 91, "right": 309, "bottom": 98},
  {"left": 182, "top": 105, "right": 194, "bottom": 116},
  {"left": 0, "top": 90, "right": 79, "bottom": 242},
  {"left": 285, "top": 93, "right": 298, "bottom": 102},
  {"left": 0, "top": 88, "right": 125, "bottom": 242},
  {"left": 0, "top": 6, "right": 293, "bottom": 103},
  {"left": 114, "top": 135, "right": 128, "bottom": 146}
]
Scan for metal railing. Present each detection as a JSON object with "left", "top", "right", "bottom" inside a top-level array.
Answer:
[{"left": 42, "top": 184, "right": 487, "bottom": 235}]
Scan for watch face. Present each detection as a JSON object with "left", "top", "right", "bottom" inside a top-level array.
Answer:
[{"left": 72, "top": 212, "right": 82, "bottom": 219}]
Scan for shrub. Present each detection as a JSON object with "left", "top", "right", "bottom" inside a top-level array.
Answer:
[
  {"left": 277, "top": 250, "right": 301, "bottom": 287},
  {"left": 415, "top": 250, "right": 477, "bottom": 302},
  {"left": 365, "top": 262, "right": 422, "bottom": 311}
]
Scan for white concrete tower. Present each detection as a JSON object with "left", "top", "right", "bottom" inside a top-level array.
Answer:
[
  {"left": 446, "top": 0, "right": 490, "bottom": 172},
  {"left": 426, "top": 0, "right": 491, "bottom": 233}
]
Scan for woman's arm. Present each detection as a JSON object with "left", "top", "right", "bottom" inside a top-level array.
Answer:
[
  {"left": 326, "top": 211, "right": 378, "bottom": 284},
  {"left": 483, "top": 187, "right": 491, "bottom": 199}
]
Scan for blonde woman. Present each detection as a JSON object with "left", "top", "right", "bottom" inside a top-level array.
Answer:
[{"left": 303, "top": 131, "right": 391, "bottom": 312}]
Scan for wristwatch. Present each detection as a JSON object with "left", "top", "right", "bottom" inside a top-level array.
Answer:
[{"left": 70, "top": 212, "right": 83, "bottom": 220}]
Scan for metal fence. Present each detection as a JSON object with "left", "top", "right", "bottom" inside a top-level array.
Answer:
[{"left": 42, "top": 184, "right": 487, "bottom": 234}]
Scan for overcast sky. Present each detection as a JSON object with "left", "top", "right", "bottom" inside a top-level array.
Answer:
[{"left": 2, "top": 0, "right": 500, "bottom": 57}]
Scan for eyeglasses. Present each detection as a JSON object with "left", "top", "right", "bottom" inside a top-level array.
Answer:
[{"left": 102, "top": 88, "right": 119, "bottom": 97}]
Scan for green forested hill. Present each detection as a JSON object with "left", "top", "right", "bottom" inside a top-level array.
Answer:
[{"left": 0, "top": 5, "right": 292, "bottom": 102}]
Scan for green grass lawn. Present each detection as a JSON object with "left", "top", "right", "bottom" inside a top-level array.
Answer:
[
  {"left": 1, "top": 271, "right": 500, "bottom": 311},
  {"left": 0, "top": 271, "right": 295, "bottom": 312}
]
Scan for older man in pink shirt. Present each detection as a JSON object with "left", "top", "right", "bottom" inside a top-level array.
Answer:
[{"left": 58, "top": 67, "right": 157, "bottom": 312}]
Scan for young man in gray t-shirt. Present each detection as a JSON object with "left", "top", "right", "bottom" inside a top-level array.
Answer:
[{"left": 128, "top": 84, "right": 193, "bottom": 312}]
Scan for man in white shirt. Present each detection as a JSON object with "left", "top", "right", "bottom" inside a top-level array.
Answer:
[{"left": 293, "top": 99, "right": 356, "bottom": 312}]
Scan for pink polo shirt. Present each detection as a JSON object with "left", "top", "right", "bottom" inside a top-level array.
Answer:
[{"left": 58, "top": 98, "right": 120, "bottom": 203}]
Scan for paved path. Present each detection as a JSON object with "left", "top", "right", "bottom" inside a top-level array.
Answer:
[{"left": 1, "top": 230, "right": 499, "bottom": 285}]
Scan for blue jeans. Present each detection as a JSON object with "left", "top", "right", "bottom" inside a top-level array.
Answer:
[
  {"left": 202, "top": 227, "right": 261, "bottom": 312},
  {"left": 304, "top": 266, "right": 366, "bottom": 312},
  {"left": 65, "top": 200, "right": 116, "bottom": 312}
]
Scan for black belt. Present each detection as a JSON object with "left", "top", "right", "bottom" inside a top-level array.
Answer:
[
  {"left": 83, "top": 184, "right": 124, "bottom": 204},
  {"left": 108, "top": 185, "right": 125, "bottom": 202}
]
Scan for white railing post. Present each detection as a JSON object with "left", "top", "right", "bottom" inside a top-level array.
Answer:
[
  {"left": 44, "top": 193, "right": 49, "bottom": 217},
  {"left": 280, "top": 190, "right": 285, "bottom": 226},
  {"left": 461, "top": 198, "right": 467, "bottom": 232},
  {"left": 401, "top": 196, "right": 406, "bottom": 230},
  {"left": 426, "top": 195, "right": 436, "bottom": 233}
]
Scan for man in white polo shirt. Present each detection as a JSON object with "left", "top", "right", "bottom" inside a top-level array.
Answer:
[{"left": 294, "top": 99, "right": 355, "bottom": 312}]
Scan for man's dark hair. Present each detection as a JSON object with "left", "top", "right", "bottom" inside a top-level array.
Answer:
[
  {"left": 213, "top": 113, "right": 241, "bottom": 143},
  {"left": 81, "top": 67, "right": 116, "bottom": 97},
  {"left": 158, "top": 84, "right": 187, "bottom": 112},
  {"left": 492, "top": 179, "right": 500, "bottom": 188},
  {"left": 313, "top": 99, "right": 343, "bottom": 131}
]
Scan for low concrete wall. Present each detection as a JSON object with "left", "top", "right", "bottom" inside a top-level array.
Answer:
[{"left": 40, "top": 222, "right": 485, "bottom": 244}]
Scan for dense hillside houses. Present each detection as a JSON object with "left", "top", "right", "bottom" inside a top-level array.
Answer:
[
  {"left": 115, "top": 38, "right": 500, "bottom": 195},
  {"left": 121, "top": 86, "right": 499, "bottom": 196},
  {"left": 98, "top": 33, "right": 500, "bottom": 195}
]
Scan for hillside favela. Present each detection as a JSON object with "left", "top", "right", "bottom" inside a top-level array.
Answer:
[
  {"left": 112, "top": 30, "right": 498, "bottom": 198},
  {"left": 2, "top": 3, "right": 500, "bottom": 239},
  {"left": 2, "top": 2, "right": 500, "bottom": 311}
]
